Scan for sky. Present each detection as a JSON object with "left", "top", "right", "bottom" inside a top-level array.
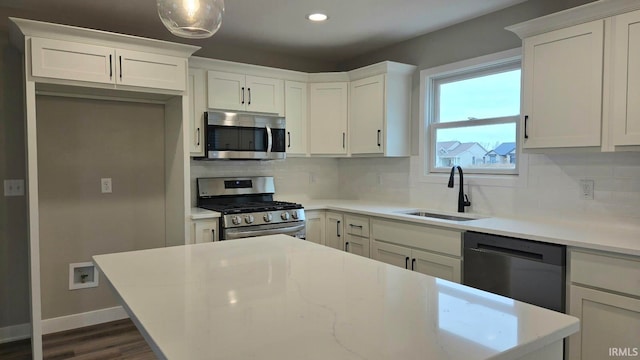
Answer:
[{"left": 435, "top": 69, "right": 520, "bottom": 147}]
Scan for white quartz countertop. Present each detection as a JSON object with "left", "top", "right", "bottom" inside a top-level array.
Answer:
[
  {"left": 94, "top": 235, "right": 578, "bottom": 360},
  {"left": 283, "top": 199, "right": 640, "bottom": 257},
  {"left": 190, "top": 207, "right": 221, "bottom": 220}
]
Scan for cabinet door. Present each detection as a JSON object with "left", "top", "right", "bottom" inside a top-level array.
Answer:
[
  {"left": 31, "top": 37, "right": 114, "bottom": 84},
  {"left": 116, "top": 49, "right": 186, "bottom": 91},
  {"left": 612, "top": 10, "right": 640, "bottom": 145},
  {"left": 568, "top": 285, "right": 640, "bottom": 360},
  {"left": 522, "top": 20, "right": 604, "bottom": 148},
  {"left": 411, "top": 249, "right": 461, "bottom": 283},
  {"left": 345, "top": 234, "right": 370, "bottom": 258},
  {"left": 304, "top": 211, "right": 325, "bottom": 245},
  {"left": 350, "top": 75, "right": 384, "bottom": 154},
  {"left": 284, "top": 81, "right": 308, "bottom": 155},
  {"left": 193, "top": 220, "right": 219, "bottom": 244},
  {"left": 371, "top": 241, "right": 411, "bottom": 270},
  {"left": 245, "top": 76, "right": 284, "bottom": 115},
  {"left": 324, "top": 212, "right": 344, "bottom": 250},
  {"left": 188, "top": 68, "right": 206, "bottom": 155},
  {"left": 207, "top": 71, "right": 245, "bottom": 111},
  {"left": 309, "top": 82, "right": 348, "bottom": 155}
]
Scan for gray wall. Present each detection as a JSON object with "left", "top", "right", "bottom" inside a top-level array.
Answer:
[
  {"left": 36, "top": 96, "right": 167, "bottom": 319},
  {"left": 0, "top": 28, "right": 29, "bottom": 330}
]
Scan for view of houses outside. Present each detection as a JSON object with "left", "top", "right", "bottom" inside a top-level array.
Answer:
[{"left": 435, "top": 141, "right": 516, "bottom": 169}]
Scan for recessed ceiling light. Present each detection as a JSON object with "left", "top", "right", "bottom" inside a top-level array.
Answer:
[{"left": 307, "top": 13, "right": 328, "bottom": 22}]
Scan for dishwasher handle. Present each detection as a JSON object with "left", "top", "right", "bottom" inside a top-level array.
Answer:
[
  {"left": 464, "top": 231, "right": 565, "bottom": 266},
  {"left": 468, "top": 245, "right": 543, "bottom": 262}
]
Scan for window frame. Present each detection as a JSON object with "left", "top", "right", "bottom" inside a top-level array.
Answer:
[{"left": 416, "top": 48, "right": 527, "bottom": 187}]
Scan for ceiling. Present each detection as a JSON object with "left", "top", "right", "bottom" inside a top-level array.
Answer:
[{"left": 1, "top": 0, "right": 527, "bottom": 64}]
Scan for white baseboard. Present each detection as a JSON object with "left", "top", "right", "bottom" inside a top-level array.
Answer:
[
  {"left": 0, "top": 322, "right": 31, "bottom": 344},
  {"left": 42, "top": 306, "right": 129, "bottom": 335}
]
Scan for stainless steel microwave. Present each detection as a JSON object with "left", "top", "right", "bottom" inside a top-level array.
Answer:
[{"left": 199, "top": 111, "right": 286, "bottom": 160}]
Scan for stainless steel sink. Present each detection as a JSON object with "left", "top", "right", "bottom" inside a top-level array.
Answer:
[{"left": 402, "top": 211, "right": 477, "bottom": 221}]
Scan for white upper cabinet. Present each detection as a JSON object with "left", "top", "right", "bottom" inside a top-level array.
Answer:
[
  {"left": 350, "top": 75, "right": 385, "bottom": 154},
  {"left": 31, "top": 37, "right": 187, "bottom": 91},
  {"left": 207, "top": 71, "right": 284, "bottom": 115},
  {"left": 188, "top": 68, "right": 206, "bottom": 156},
  {"left": 349, "top": 62, "right": 415, "bottom": 156},
  {"left": 509, "top": 1, "right": 640, "bottom": 151},
  {"left": 284, "top": 80, "right": 308, "bottom": 155},
  {"left": 612, "top": 9, "right": 640, "bottom": 146},
  {"left": 309, "top": 82, "right": 349, "bottom": 155},
  {"left": 521, "top": 20, "right": 604, "bottom": 149}
]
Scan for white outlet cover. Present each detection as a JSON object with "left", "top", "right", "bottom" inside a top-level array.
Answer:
[
  {"left": 101, "top": 178, "right": 112, "bottom": 193},
  {"left": 580, "top": 179, "right": 594, "bottom": 200}
]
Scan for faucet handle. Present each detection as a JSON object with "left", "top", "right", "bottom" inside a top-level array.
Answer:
[{"left": 463, "top": 194, "right": 471, "bottom": 207}]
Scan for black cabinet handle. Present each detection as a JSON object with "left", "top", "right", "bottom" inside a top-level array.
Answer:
[
  {"left": 248, "top": 88, "right": 251, "bottom": 105},
  {"left": 405, "top": 256, "right": 410, "bottom": 269},
  {"left": 342, "top": 132, "right": 346, "bottom": 148},
  {"left": 287, "top": 132, "right": 291, "bottom": 148},
  {"left": 349, "top": 224, "right": 363, "bottom": 228},
  {"left": 211, "top": 229, "right": 215, "bottom": 241},
  {"left": 411, "top": 258, "right": 416, "bottom": 271},
  {"left": 119, "top": 56, "right": 122, "bottom": 79},
  {"left": 524, "top": 115, "right": 529, "bottom": 139},
  {"left": 345, "top": 241, "right": 349, "bottom": 252},
  {"left": 377, "top": 130, "right": 381, "bottom": 147},
  {"left": 336, "top": 220, "right": 341, "bottom": 237},
  {"left": 109, "top": 55, "right": 112, "bottom": 79},
  {"left": 196, "top": 128, "right": 200, "bottom": 146},
  {"left": 241, "top": 87, "right": 245, "bottom": 104}
]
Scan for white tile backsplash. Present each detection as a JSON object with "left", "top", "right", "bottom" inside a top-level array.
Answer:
[
  {"left": 190, "top": 157, "right": 339, "bottom": 205},
  {"left": 336, "top": 152, "right": 640, "bottom": 227},
  {"left": 190, "top": 152, "right": 640, "bottom": 226}
]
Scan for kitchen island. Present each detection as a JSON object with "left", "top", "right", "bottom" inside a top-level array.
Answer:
[{"left": 93, "top": 235, "right": 579, "bottom": 360}]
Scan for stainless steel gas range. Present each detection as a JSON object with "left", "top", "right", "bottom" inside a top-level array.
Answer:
[{"left": 196, "top": 176, "right": 305, "bottom": 240}]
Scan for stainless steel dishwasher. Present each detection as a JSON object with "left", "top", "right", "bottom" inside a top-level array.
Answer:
[{"left": 463, "top": 231, "right": 566, "bottom": 312}]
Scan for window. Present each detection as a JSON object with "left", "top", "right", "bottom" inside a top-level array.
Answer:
[{"left": 423, "top": 49, "right": 521, "bottom": 175}]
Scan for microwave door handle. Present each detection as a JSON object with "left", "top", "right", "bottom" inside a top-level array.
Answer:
[{"left": 266, "top": 125, "right": 273, "bottom": 153}]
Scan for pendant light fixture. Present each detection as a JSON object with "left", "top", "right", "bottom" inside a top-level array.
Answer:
[{"left": 157, "top": 0, "right": 224, "bottom": 39}]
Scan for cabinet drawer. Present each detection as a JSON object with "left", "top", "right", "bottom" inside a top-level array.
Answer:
[
  {"left": 344, "top": 214, "right": 370, "bottom": 237},
  {"left": 372, "top": 219, "right": 462, "bottom": 257},
  {"left": 570, "top": 250, "right": 640, "bottom": 297}
]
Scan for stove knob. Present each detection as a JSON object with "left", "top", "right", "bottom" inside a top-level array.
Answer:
[
  {"left": 245, "top": 215, "right": 255, "bottom": 224},
  {"left": 263, "top": 213, "right": 273, "bottom": 222},
  {"left": 231, "top": 216, "right": 241, "bottom": 225},
  {"left": 281, "top": 212, "right": 290, "bottom": 221},
  {"left": 291, "top": 211, "right": 299, "bottom": 220}
]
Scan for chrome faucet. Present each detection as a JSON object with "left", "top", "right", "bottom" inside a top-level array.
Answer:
[{"left": 448, "top": 166, "right": 471, "bottom": 213}]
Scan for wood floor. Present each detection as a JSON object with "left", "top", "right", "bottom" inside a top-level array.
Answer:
[{"left": 0, "top": 319, "right": 156, "bottom": 360}]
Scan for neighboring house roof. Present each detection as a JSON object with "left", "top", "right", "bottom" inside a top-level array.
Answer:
[
  {"left": 486, "top": 142, "right": 516, "bottom": 156},
  {"left": 436, "top": 141, "right": 461, "bottom": 155},
  {"left": 439, "top": 142, "right": 487, "bottom": 158}
]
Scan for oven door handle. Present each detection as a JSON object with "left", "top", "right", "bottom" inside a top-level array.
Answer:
[
  {"left": 266, "top": 125, "right": 273, "bottom": 153},
  {"left": 224, "top": 223, "right": 305, "bottom": 240}
]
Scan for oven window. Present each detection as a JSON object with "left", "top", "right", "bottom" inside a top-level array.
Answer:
[{"left": 209, "top": 126, "right": 267, "bottom": 151}]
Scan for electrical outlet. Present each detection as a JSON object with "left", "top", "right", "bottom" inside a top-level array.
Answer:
[
  {"left": 3, "top": 179, "right": 25, "bottom": 197},
  {"left": 309, "top": 173, "right": 316, "bottom": 184},
  {"left": 580, "top": 179, "right": 594, "bottom": 200},
  {"left": 101, "top": 178, "right": 112, "bottom": 193}
]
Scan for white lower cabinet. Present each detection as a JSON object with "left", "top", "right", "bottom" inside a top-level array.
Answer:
[
  {"left": 567, "top": 249, "right": 640, "bottom": 360},
  {"left": 191, "top": 219, "right": 219, "bottom": 244},
  {"left": 324, "top": 211, "right": 344, "bottom": 250},
  {"left": 304, "top": 210, "right": 325, "bottom": 245},
  {"left": 370, "top": 218, "right": 462, "bottom": 283},
  {"left": 344, "top": 214, "right": 370, "bottom": 258}
]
